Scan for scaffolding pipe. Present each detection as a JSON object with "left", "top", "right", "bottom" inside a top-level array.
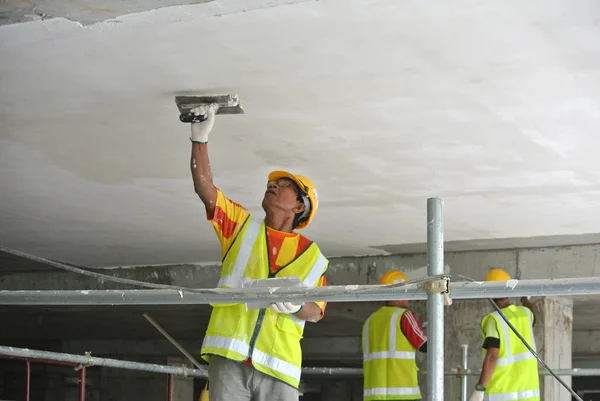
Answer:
[
  {"left": 79, "top": 367, "right": 86, "bottom": 401},
  {"left": 447, "top": 368, "right": 600, "bottom": 378},
  {"left": 301, "top": 367, "right": 364, "bottom": 376},
  {"left": 0, "top": 283, "right": 433, "bottom": 304},
  {"left": 3, "top": 276, "right": 599, "bottom": 306},
  {"left": 299, "top": 367, "right": 600, "bottom": 377},
  {"left": 26, "top": 360, "right": 31, "bottom": 401},
  {"left": 2, "top": 345, "right": 598, "bottom": 379},
  {"left": 167, "top": 374, "right": 175, "bottom": 401},
  {"left": 460, "top": 344, "right": 468, "bottom": 401},
  {"left": 143, "top": 313, "right": 204, "bottom": 371},
  {"left": 427, "top": 197, "right": 444, "bottom": 401},
  {"left": 0, "top": 346, "right": 208, "bottom": 378}
]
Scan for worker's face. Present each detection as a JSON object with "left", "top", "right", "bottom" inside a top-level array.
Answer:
[{"left": 262, "top": 178, "right": 306, "bottom": 217}]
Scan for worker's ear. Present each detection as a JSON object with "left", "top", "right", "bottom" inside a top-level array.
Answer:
[{"left": 292, "top": 200, "right": 306, "bottom": 214}]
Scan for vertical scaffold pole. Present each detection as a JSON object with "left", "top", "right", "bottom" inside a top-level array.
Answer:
[
  {"left": 78, "top": 367, "right": 86, "bottom": 401},
  {"left": 461, "top": 344, "right": 469, "bottom": 401},
  {"left": 26, "top": 361, "right": 31, "bottom": 401},
  {"left": 427, "top": 197, "right": 444, "bottom": 400}
]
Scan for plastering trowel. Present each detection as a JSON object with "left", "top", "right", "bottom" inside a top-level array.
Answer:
[{"left": 175, "top": 94, "right": 244, "bottom": 123}]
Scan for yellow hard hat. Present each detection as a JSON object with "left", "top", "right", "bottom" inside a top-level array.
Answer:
[
  {"left": 268, "top": 170, "right": 318, "bottom": 229},
  {"left": 379, "top": 270, "right": 408, "bottom": 285},
  {"left": 485, "top": 268, "right": 511, "bottom": 281}
]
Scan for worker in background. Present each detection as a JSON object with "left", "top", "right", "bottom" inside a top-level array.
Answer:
[
  {"left": 362, "top": 270, "right": 428, "bottom": 401},
  {"left": 469, "top": 268, "right": 540, "bottom": 401},
  {"left": 186, "top": 105, "right": 329, "bottom": 401}
]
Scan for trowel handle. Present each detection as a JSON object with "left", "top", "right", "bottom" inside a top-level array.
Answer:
[{"left": 179, "top": 113, "right": 208, "bottom": 123}]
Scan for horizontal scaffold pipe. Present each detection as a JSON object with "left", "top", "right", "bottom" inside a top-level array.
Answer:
[
  {"left": 0, "top": 277, "right": 599, "bottom": 305},
  {"left": 0, "top": 346, "right": 208, "bottom": 377},
  {"left": 301, "top": 367, "right": 600, "bottom": 377},
  {"left": 2, "top": 346, "right": 597, "bottom": 379}
]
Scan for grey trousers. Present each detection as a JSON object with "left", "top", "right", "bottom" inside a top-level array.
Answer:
[{"left": 208, "top": 356, "right": 299, "bottom": 401}]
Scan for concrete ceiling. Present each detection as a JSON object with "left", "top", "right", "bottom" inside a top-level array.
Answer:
[{"left": 2, "top": 0, "right": 600, "bottom": 267}]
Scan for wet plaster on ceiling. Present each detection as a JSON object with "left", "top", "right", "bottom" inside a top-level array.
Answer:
[{"left": 1, "top": 0, "right": 600, "bottom": 266}]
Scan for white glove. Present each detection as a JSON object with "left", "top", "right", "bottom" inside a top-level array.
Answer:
[
  {"left": 421, "top": 321, "right": 428, "bottom": 330},
  {"left": 469, "top": 390, "right": 484, "bottom": 401},
  {"left": 190, "top": 104, "right": 218, "bottom": 143},
  {"left": 270, "top": 302, "right": 304, "bottom": 314}
]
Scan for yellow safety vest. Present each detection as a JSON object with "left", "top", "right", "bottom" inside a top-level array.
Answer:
[
  {"left": 362, "top": 306, "right": 421, "bottom": 400},
  {"left": 200, "top": 216, "right": 328, "bottom": 388},
  {"left": 481, "top": 305, "right": 540, "bottom": 401}
]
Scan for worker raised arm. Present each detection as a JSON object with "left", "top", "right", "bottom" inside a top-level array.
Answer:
[
  {"left": 190, "top": 104, "right": 218, "bottom": 218},
  {"left": 521, "top": 296, "right": 536, "bottom": 313},
  {"left": 183, "top": 102, "right": 329, "bottom": 401}
]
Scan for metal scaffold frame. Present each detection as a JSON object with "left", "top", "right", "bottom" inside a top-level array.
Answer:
[
  {"left": 2, "top": 197, "right": 600, "bottom": 400},
  {"left": 3, "top": 277, "right": 600, "bottom": 305},
  {"left": 0, "top": 345, "right": 208, "bottom": 401},
  {"left": 427, "top": 197, "right": 445, "bottom": 399}
]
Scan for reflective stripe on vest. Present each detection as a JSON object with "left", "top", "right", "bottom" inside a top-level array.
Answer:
[
  {"left": 484, "top": 389, "right": 541, "bottom": 401},
  {"left": 203, "top": 335, "right": 249, "bottom": 357},
  {"left": 202, "top": 335, "right": 302, "bottom": 381},
  {"left": 202, "top": 216, "right": 328, "bottom": 389},
  {"left": 363, "top": 351, "right": 416, "bottom": 361},
  {"left": 289, "top": 252, "right": 328, "bottom": 330},
  {"left": 251, "top": 347, "right": 302, "bottom": 382},
  {"left": 304, "top": 252, "right": 328, "bottom": 287},
  {"left": 217, "top": 218, "right": 262, "bottom": 288},
  {"left": 365, "top": 387, "right": 421, "bottom": 397},
  {"left": 363, "top": 307, "right": 420, "bottom": 400}
]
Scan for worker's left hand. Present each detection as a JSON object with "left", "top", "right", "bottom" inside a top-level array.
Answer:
[
  {"left": 270, "top": 302, "right": 304, "bottom": 314},
  {"left": 469, "top": 390, "right": 484, "bottom": 401}
]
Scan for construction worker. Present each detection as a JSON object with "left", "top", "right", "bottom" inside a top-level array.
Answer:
[
  {"left": 470, "top": 268, "right": 540, "bottom": 401},
  {"left": 187, "top": 105, "right": 329, "bottom": 401},
  {"left": 362, "top": 270, "right": 428, "bottom": 401}
]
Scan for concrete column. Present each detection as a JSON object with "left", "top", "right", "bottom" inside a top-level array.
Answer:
[
  {"left": 167, "top": 357, "right": 194, "bottom": 401},
  {"left": 536, "top": 297, "right": 573, "bottom": 401}
]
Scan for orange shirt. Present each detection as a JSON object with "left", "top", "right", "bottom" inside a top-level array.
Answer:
[{"left": 208, "top": 189, "right": 327, "bottom": 314}]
